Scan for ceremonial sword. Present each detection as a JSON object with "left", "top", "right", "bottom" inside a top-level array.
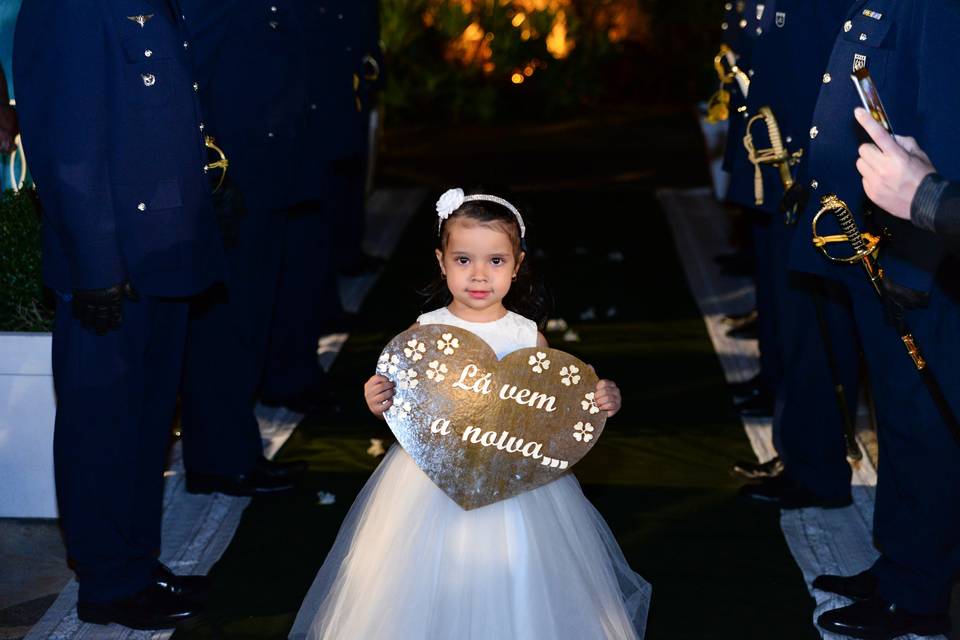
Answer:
[{"left": 812, "top": 195, "right": 960, "bottom": 445}]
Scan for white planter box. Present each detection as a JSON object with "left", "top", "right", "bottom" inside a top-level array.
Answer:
[{"left": 0, "top": 331, "right": 57, "bottom": 518}]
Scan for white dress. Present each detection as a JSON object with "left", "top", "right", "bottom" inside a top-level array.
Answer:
[{"left": 288, "top": 308, "right": 651, "bottom": 640}]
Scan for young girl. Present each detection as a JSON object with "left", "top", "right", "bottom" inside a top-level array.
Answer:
[{"left": 289, "top": 189, "right": 650, "bottom": 640}]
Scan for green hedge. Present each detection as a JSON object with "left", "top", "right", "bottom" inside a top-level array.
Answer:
[{"left": 0, "top": 188, "right": 53, "bottom": 332}]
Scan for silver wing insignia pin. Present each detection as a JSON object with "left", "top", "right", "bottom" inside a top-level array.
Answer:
[{"left": 127, "top": 14, "right": 154, "bottom": 28}]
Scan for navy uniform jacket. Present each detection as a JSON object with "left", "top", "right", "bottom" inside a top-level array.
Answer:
[
  {"left": 181, "top": 0, "right": 313, "bottom": 212},
  {"left": 14, "top": 0, "right": 223, "bottom": 296},
  {"left": 720, "top": 0, "right": 755, "bottom": 181},
  {"left": 788, "top": 0, "right": 960, "bottom": 294},
  {"left": 298, "top": 0, "right": 383, "bottom": 184},
  {"left": 727, "top": 0, "right": 851, "bottom": 214}
]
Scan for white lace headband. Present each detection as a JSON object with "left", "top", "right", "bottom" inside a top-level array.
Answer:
[{"left": 435, "top": 188, "right": 526, "bottom": 238}]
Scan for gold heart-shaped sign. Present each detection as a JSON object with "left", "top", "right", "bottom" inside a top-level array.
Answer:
[{"left": 377, "top": 324, "right": 606, "bottom": 510}]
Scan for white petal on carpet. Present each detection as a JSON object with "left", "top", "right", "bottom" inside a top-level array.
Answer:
[{"left": 657, "top": 187, "right": 942, "bottom": 640}]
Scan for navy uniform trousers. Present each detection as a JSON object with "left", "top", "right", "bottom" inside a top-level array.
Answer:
[
  {"left": 851, "top": 275, "right": 960, "bottom": 613},
  {"left": 262, "top": 201, "right": 340, "bottom": 400},
  {"left": 179, "top": 202, "right": 285, "bottom": 475},
  {"left": 751, "top": 213, "right": 784, "bottom": 393},
  {"left": 52, "top": 297, "right": 188, "bottom": 602}
]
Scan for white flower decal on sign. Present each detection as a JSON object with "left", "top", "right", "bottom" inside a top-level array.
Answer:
[
  {"left": 387, "top": 354, "right": 401, "bottom": 375},
  {"left": 581, "top": 392, "right": 600, "bottom": 415},
  {"left": 397, "top": 368, "right": 419, "bottom": 390},
  {"left": 404, "top": 339, "right": 426, "bottom": 362},
  {"left": 573, "top": 422, "right": 595, "bottom": 442},
  {"left": 528, "top": 352, "right": 551, "bottom": 374},
  {"left": 437, "top": 333, "right": 460, "bottom": 355},
  {"left": 426, "top": 360, "right": 448, "bottom": 382},
  {"left": 377, "top": 353, "right": 391, "bottom": 373},
  {"left": 391, "top": 401, "right": 413, "bottom": 421},
  {"left": 560, "top": 365, "right": 581, "bottom": 386}
]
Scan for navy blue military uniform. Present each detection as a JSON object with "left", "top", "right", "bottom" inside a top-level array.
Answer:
[
  {"left": 263, "top": 0, "right": 383, "bottom": 402},
  {"left": 721, "top": 0, "right": 787, "bottom": 402},
  {"left": 14, "top": 0, "right": 223, "bottom": 603},
  {"left": 790, "top": 0, "right": 960, "bottom": 615},
  {"left": 729, "top": 0, "right": 861, "bottom": 503},
  {"left": 176, "top": 0, "right": 318, "bottom": 477}
]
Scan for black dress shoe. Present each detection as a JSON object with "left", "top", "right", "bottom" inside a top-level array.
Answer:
[
  {"left": 154, "top": 563, "right": 210, "bottom": 603},
  {"left": 731, "top": 455, "right": 784, "bottom": 480},
  {"left": 726, "top": 318, "right": 759, "bottom": 340},
  {"left": 817, "top": 596, "right": 950, "bottom": 639},
  {"left": 812, "top": 570, "right": 878, "bottom": 601},
  {"left": 77, "top": 583, "right": 201, "bottom": 630},
  {"left": 185, "top": 462, "right": 298, "bottom": 497},
  {"left": 738, "top": 476, "right": 852, "bottom": 509}
]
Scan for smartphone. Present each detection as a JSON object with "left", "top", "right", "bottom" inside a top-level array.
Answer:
[{"left": 851, "top": 67, "right": 894, "bottom": 134}]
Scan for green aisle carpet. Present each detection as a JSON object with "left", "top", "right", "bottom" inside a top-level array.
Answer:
[{"left": 173, "top": 111, "right": 817, "bottom": 640}]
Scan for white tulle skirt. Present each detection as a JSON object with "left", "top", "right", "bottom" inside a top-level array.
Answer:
[{"left": 288, "top": 445, "right": 650, "bottom": 640}]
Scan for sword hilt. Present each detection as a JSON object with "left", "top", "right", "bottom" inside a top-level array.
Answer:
[
  {"left": 713, "top": 44, "right": 750, "bottom": 97},
  {"left": 743, "top": 107, "right": 802, "bottom": 206},
  {"left": 203, "top": 136, "right": 230, "bottom": 194},
  {"left": 811, "top": 195, "right": 881, "bottom": 264}
]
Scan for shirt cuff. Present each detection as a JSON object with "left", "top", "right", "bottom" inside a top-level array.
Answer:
[{"left": 910, "top": 173, "right": 948, "bottom": 232}]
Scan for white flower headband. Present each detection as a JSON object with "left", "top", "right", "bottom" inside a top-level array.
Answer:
[{"left": 435, "top": 188, "right": 527, "bottom": 238}]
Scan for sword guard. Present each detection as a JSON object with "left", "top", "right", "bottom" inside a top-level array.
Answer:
[
  {"left": 203, "top": 135, "right": 230, "bottom": 194},
  {"left": 713, "top": 44, "right": 750, "bottom": 96},
  {"left": 811, "top": 195, "right": 881, "bottom": 264}
]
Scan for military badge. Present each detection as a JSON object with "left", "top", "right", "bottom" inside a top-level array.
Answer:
[
  {"left": 853, "top": 53, "right": 867, "bottom": 72},
  {"left": 775, "top": 11, "right": 786, "bottom": 27},
  {"left": 126, "top": 14, "right": 154, "bottom": 28},
  {"left": 756, "top": 4, "right": 765, "bottom": 20}
]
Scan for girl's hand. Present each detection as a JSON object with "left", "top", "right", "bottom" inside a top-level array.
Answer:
[
  {"left": 595, "top": 379, "right": 621, "bottom": 417},
  {"left": 364, "top": 375, "right": 395, "bottom": 418}
]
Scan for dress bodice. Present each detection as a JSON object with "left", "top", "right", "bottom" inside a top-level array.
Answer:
[{"left": 416, "top": 307, "right": 538, "bottom": 360}]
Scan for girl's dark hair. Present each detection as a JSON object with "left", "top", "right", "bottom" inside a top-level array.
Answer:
[{"left": 421, "top": 193, "right": 552, "bottom": 327}]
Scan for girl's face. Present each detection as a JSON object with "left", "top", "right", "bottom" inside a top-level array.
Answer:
[{"left": 436, "top": 218, "right": 524, "bottom": 321}]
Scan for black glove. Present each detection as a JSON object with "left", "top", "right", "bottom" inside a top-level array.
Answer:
[
  {"left": 71, "top": 283, "right": 138, "bottom": 335},
  {"left": 779, "top": 182, "right": 809, "bottom": 225},
  {"left": 879, "top": 277, "right": 929, "bottom": 331},
  {"left": 211, "top": 176, "right": 247, "bottom": 249}
]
